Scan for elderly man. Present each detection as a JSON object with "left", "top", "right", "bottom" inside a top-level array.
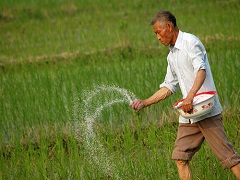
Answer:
[{"left": 130, "top": 10, "right": 240, "bottom": 179}]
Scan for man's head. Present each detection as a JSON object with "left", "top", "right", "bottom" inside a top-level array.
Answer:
[{"left": 151, "top": 10, "right": 178, "bottom": 46}]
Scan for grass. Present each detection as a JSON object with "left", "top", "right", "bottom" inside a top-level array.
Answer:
[{"left": 1, "top": 0, "right": 240, "bottom": 179}]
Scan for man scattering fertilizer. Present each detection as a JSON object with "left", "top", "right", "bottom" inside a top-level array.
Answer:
[{"left": 130, "top": 10, "right": 240, "bottom": 179}]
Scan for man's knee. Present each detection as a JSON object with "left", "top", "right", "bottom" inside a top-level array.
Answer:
[{"left": 175, "top": 160, "right": 189, "bottom": 167}]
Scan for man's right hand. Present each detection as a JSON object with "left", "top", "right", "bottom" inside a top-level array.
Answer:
[{"left": 130, "top": 99, "right": 146, "bottom": 111}]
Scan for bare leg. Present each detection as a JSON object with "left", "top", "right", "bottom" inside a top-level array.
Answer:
[
  {"left": 231, "top": 163, "right": 240, "bottom": 180},
  {"left": 175, "top": 160, "right": 192, "bottom": 180}
]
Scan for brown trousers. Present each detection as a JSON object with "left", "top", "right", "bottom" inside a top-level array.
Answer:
[{"left": 172, "top": 114, "right": 240, "bottom": 169}]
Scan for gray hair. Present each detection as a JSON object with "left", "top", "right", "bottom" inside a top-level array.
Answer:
[{"left": 150, "top": 10, "right": 177, "bottom": 27}]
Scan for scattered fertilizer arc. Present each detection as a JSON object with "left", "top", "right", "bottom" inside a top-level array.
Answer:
[{"left": 74, "top": 85, "right": 136, "bottom": 179}]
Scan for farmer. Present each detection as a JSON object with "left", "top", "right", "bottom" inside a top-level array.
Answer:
[{"left": 130, "top": 10, "right": 240, "bottom": 179}]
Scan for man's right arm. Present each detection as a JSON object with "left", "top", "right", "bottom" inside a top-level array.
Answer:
[{"left": 130, "top": 87, "right": 172, "bottom": 111}]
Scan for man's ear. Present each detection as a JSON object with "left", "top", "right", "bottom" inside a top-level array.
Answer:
[{"left": 167, "top": 22, "right": 173, "bottom": 32}]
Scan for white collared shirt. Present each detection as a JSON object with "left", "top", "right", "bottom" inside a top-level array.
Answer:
[{"left": 160, "top": 30, "right": 222, "bottom": 123}]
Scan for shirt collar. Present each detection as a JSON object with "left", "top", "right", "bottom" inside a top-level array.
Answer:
[{"left": 170, "top": 30, "right": 183, "bottom": 51}]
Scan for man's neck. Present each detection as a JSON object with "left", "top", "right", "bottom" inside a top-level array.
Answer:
[{"left": 171, "top": 28, "right": 179, "bottom": 46}]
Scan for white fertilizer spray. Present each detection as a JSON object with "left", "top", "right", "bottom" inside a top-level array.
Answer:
[{"left": 73, "top": 85, "right": 136, "bottom": 179}]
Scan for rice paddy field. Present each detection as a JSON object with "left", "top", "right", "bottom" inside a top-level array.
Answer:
[{"left": 1, "top": 0, "right": 240, "bottom": 179}]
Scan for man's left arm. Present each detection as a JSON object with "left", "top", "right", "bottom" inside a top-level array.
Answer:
[{"left": 179, "top": 69, "right": 206, "bottom": 113}]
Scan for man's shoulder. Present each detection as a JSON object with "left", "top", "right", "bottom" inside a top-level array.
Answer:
[
  {"left": 180, "top": 31, "right": 204, "bottom": 50},
  {"left": 182, "top": 31, "right": 200, "bottom": 42}
]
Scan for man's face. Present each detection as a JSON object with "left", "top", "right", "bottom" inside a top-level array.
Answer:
[{"left": 153, "top": 21, "right": 173, "bottom": 46}]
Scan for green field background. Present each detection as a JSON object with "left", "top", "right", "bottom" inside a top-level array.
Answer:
[{"left": 1, "top": 0, "right": 240, "bottom": 179}]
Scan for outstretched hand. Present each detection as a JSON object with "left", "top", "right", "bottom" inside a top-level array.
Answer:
[{"left": 130, "top": 99, "right": 146, "bottom": 112}]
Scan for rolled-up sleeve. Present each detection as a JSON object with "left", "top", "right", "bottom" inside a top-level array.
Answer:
[
  {"left": 160, "top": 61, "right": 178, "bottom": 93},
  {"left": 189, "top": 41, "right": 206, "bottom": 74}
]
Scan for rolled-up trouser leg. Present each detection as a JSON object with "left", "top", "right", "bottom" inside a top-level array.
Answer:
[
  {"left": 197, "top": 114, "right": 240, "bottom": 169},
  {"left": 172, "top": 122, "right": 205, "bottom": 161}
]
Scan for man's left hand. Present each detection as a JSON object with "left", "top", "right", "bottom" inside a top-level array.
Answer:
[{"left": 179, "top": 97, "right": 193, "bottom": 114}]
